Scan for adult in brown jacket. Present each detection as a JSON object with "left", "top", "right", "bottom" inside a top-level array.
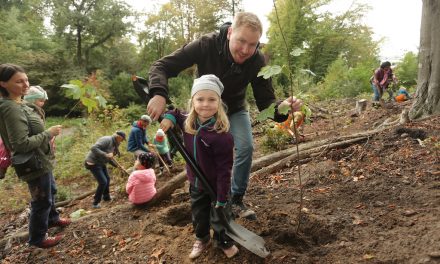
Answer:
[{"left": 147, "top": 12, "right": 302, "bottom": 220}]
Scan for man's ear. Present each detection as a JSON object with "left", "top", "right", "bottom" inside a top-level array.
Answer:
[{"left": 227, "top": 26, "right": 232, "bottom": 40}]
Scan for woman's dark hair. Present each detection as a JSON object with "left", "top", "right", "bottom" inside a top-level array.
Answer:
[
  {"left": 0, "top": 63, "right": 25, "bottom": 97},
  {"left": 380, "top": 61, "right": 391, "bottom": 69}
]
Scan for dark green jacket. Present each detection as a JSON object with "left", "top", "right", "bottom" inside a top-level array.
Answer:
[{"left": 0, "top": 98, "right": 53, "bottom": 181}]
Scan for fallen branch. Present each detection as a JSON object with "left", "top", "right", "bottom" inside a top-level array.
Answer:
[{"left": 251, "top": 136, "right": 369, "bottom": 179}]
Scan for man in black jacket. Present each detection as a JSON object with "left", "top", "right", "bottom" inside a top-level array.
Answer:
[{"left": 147, "top": 12, "right": 301, "bottom": 220}]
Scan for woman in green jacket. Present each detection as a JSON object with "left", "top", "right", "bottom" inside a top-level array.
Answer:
[{"left": 0, "top": 64, "right": 70, "bottom": 248}]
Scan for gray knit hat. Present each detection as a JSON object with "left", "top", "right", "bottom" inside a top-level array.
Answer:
[
  {"left": 24, "top": 86, "right": 48, "bottom": 102},
  {"left": 191, "top": 74, "right": 224, "bottom": 97}
]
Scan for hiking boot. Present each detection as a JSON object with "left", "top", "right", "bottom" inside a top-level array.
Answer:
[
  {"left": 49, "top": 218, "right": 71, "bottom": 228},
  {"left": 231, "top": 195, "right": 257, "bottom": 220},
  {"left": 37, "top": 233, "right": 63, "bottom": 248},
  {"left": 103, "top": 196, "right": 112, "bottom": 202},
  {"left": 222, "top": 245, "right": 239, "bottom": 258},
  {"left": 92, "top": 203, "right": 101, "bottom": 209},
  {"left": 188, "top": 239, "right": 211, "bottom": 259}
]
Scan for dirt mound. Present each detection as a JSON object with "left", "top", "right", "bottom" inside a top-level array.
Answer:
[{"left": 1, "top": 100, "right": 440, "bottom": 263}]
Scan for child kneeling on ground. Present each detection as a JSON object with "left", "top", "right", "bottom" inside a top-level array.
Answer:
[
  {"left": 126, "top": 152, "right": 157, "bottom": 205},
  {"left": 160, "top": 74, "right": 239, "bottom": 259}
]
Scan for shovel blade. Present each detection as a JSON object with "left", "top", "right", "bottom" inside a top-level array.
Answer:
[{"left": 225, "top": 220, "right": 270, "bottom": 258}]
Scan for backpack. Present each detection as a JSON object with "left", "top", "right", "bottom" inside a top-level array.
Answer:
[{"left": 0, "top": 137, "right": 11, "bottom": 178}]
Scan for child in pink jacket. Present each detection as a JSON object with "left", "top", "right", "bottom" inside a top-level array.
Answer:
[{"left": 126, "top": 152, "right": 157, "bottom": 205}]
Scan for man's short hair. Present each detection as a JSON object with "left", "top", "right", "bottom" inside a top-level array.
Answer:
[{"left": 232, "top": 12, "right": 263, "bottom": 36}]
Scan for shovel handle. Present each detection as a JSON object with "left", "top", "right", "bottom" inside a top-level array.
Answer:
[
  {"left": 111, "top": 157, "right": 130, "bottom": 177},
  {"left": 150, "top": 145, "right": 170, "bottom": 173}
]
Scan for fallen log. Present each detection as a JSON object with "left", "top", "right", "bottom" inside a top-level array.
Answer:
[
  {"left": 251, "top": 129, "right": 382, "bottom": 173},
  {"left": 251, "top": 136, "right": 369, "bottom": 179}
]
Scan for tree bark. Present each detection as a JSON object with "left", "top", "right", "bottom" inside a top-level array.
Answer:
[{"left": 410, "top": 0, "right": 440, "bottom": 119}]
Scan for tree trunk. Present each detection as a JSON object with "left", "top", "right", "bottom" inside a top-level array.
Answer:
[{"left": 410, "top": 0, "right": 440, "bottom": 119}]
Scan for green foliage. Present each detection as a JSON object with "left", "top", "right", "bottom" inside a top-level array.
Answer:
[
  {"left": 261, "top": 126, "right": 292, "bottom": 153},
  {"left": 395, "top": 51, "right": 418, "bottom": 88},
  {"left": 61, "top": 71, "right": 111, "bottom": 114},
  {"left": 50, "top": 0, "right": 132, "bottom": 69},
  {"left": 55, "top": 185, "right": 72, "bottom": 202},
  {"left": 120, "top": 103, "right": 147, "bottom": 123},
  {"left": 90, "top": 105, "right": 126, "bottom": 127},
  {"left": 258, "top": 65, "right": 283, "bottom": 79},
  {"left": 266, "top": 0, "right": 378, "bottom": 81},
  {"left": 314, "top": 57, "right": 377, "bottom": 100},
  {"left": 256, "top": 103, "right": 276, "bottom": 122},
  {"left": 108, "top": 72, "right": 144, "bottom": 107}
]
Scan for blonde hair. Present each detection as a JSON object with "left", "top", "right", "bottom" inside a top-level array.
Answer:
[
  {"left": 232, "top": 12, "right": 263, "bottom": 36},
  {"left": 184, "top": 95, "right": 230, "bottom": 135}
]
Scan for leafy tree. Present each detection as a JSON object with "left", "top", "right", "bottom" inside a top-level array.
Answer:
[
  {"left": 108, "top": 72, "right": 143, "bottom": 107},
  {"left": 265, "top": 0, "right": 378, "bottom": 82},
  {"left": 49, "top": 0, "right": 133, "bottom": 69},
  {"left": 395, "top": 51, "right": 418, "bottom": 88}
]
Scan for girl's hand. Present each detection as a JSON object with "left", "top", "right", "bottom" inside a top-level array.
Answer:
[
  {"left": 280, "top": 96, "right": 302, "bottom": 112},
  {"left": 160, "top": 119, "right": 174, "bottom": 132},
  {"left": 47, "top": 125, "right": 62, "bottom": 137}
]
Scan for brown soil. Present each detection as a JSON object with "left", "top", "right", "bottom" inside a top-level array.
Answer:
[{"left": 1, "top": 99, "right": 440, "bottom": 264}]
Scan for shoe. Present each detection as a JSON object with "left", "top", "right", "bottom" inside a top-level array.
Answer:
[
  {"left": 188, "top": 239, "right": 210, "bottom": 259},
  {"left": 103, "top": 196, "right": 112, "bottom": 202},
  {"left": 37, "top": 233, "right": 63, "bottom": 248},
  {"left": 231, "top": 195, "right": 257, "bottom": 220},
  {"left": 92, "top": 203, "right": 101, "bottom": 209},
  {"left": 49, "top": 218, "right": 71, "bottom": 228},
  {"left": 222, "top": 245, "right": 239, "bottom": 258}
]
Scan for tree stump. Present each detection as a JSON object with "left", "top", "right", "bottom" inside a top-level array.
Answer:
[{"left": 356, "top": 99, "right": 367, "bottom": 115}]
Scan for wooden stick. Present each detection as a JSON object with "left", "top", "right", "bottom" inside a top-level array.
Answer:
[
  {"left": 111, "top": 158, "right": 130, "bottom": 177},
  {"left": 150, "top": 145, "right": 170, "bottom": 173}
]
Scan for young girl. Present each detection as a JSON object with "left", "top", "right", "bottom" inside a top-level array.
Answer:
[
  {"left": 152, "top": 128, "right": 173, "bottom": 174},
  {"left": 126, "top": 152, "right": 157, "bottom": 205},
  {"left": 160, "top": 74, "right": 239, "bottom": 259}
]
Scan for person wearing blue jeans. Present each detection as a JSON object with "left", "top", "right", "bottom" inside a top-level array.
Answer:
[
  {"left": 86, "top": 164, "right": 111, "bottom": 205},
  {"left": 228, "top": 110, "right": 256, "bottom": 218},
  {"left": 27, "top": 172, "right": 62, "bottom": 246},
  {"left": 146, "top": 12, "right": 302, "bottom": 220},
  {"left": 85, "top": 131, "right": 126, "bottom": 208}
]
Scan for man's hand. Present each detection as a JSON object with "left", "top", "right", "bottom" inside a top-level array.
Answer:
[
  {"left": 280, "top": 96, "right": 302, "bottom": 112},
  {"left": 147, "top": 95, "right": 167, "bottom": 121},
  {"left": 106, "top": 153, "right": 114, "bottom": 159}
]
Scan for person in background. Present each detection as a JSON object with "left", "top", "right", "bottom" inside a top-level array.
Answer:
[
  {"left": 395, "top": 86, "right": 412, "bottom": 102},
  {"left": 0, "top": 63, "right": 70, "bottom": 249},
  {"left": 85, "top": 131, "right": 126, "bottom": 209},
  {"left": 160, "top": 75, "right": 239, "bottom": 259},
  {"left": 127, "top": 114, "right": 152, "bottom": 158},
  {"left": 126, "top": 152, "right": 157, "bottom": 205},
  {"left": 147, "top": 12, "right": 302, "bottom": 220},
  {"left": 372, "top": 61, "right": 398, "bottom": 106},
  {"left": 152, "top": 128, "right": 173, "bottom": 175}
]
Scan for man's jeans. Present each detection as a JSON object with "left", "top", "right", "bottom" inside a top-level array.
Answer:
[
  {"left": 27, "top": 171, "right": 60, "bottom": 246},
  {"left": 229, "top": 110, "right": 254, "bottom": 196},
  {"left": 87, "top": 164, "right": 111, "bottom": 205},
  {"left": 371, "top": 83, "right": 380, "bottom": 102}
]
